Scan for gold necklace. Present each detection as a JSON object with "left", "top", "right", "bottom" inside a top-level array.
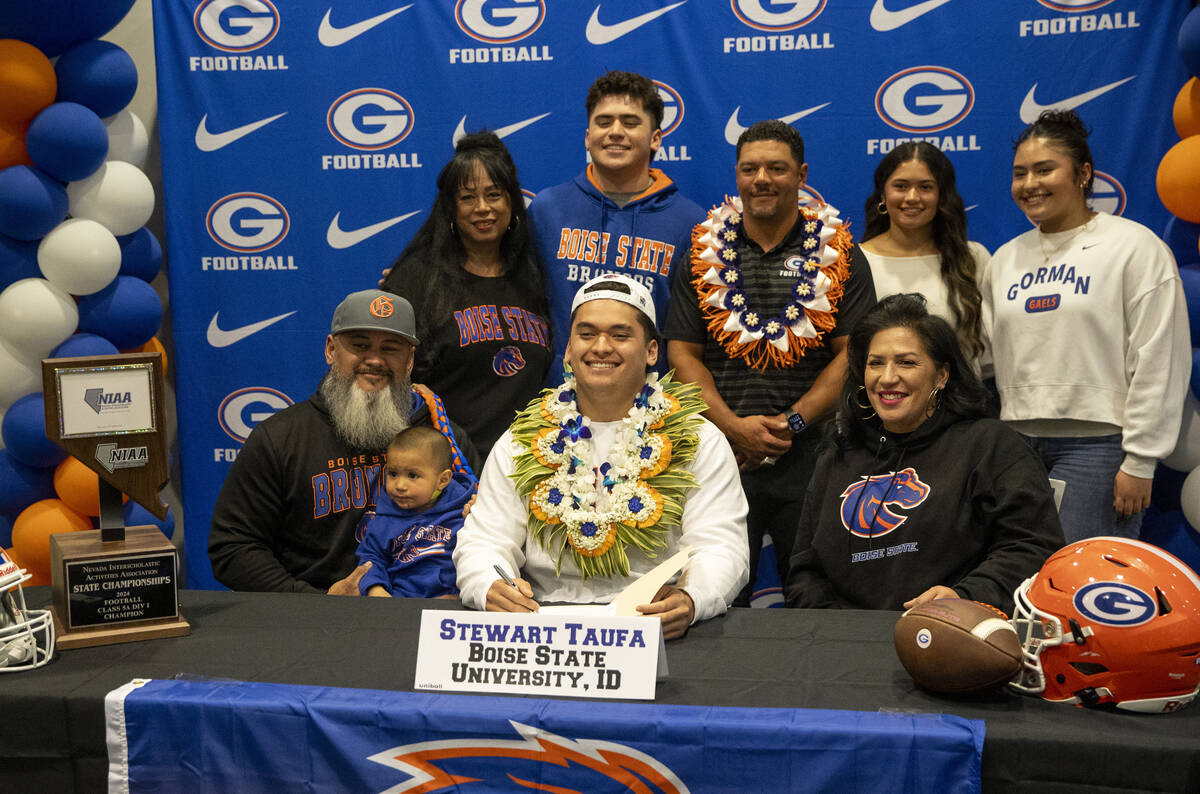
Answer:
[{"left": 1038, "top": 216, "right": 1093, "bottom": 264}]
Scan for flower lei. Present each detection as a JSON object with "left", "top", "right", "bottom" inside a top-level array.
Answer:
[
  {"left": 508, "top": 371, "right": 706, "bottom": 579},
  {"left": 690, "top": 195, "right": 853, "bottom": 370}
]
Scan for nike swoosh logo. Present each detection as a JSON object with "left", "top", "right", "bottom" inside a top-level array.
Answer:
[
  {"left": 195, "top": 112, "right": 287, "bottom": 152},
  {"left": 452, "top": 112, "right": 551, "bottom": 146},
  {"left": 1082, "top": 243, "right": 1100, "bottom": 249},
  {"left": 585, "top": 1, "right": 687, "bottom": 45},
  {"left": 724, "top": 103, "right": 830, "bottom": 146},
  {"left": 318, "top": 5, "right": 412, "bottom": 47},
  {"left": 326, "top": 210, "right": 421, "bottom": 250},
  {"left": 207, "top": 310, "right": 297, "bottom": 348},
  {"left": 1018, "top": 76, "right": 1135, "bottom": 124},
  {"left": 869, "top": 0, "right": 954, "bottom": 32}
]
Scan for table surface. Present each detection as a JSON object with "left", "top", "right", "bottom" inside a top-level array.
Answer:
[{"left": 3, "top": 588, "right": 1198, "bottom": 793}]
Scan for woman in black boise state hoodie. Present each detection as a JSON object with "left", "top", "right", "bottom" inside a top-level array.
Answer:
[{"left": 785, "top": 294, "right": 1064, "bottom": 614}]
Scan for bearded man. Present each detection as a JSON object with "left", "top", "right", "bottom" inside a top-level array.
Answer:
[{"left": 209, "top": 290, "right": 480, "bottom": 593}]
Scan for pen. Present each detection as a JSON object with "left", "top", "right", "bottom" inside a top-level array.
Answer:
[{"left": 493, "top": 564, "right": 517, "bottom": 588}]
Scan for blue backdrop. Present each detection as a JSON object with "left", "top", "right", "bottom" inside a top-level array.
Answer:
[{"left": 151, "top": 0, "right": 1189, "bottom": 589}]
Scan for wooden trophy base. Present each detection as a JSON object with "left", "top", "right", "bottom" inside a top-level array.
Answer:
[{"left": 50, "top": 525, "right": 191, "bottom": 650}]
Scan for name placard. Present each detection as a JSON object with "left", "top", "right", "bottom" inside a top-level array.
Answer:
[{"left": 415, "top": 611, "right": 664, "bottom": 700}]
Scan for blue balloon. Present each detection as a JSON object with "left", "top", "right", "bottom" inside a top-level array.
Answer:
[
  {"left": 26, "top": 102, "right": 109, "bottom": 183},
  {"left": 1180, "top": 264, "right": 1200, "bottom": 347},
  {"left": 51, "top": 332, "right": 120, "bottom": 359},
  {"left": 0, "top": 513, "right": 11, "bottom": 549},
  {"left": 54, "top": 40, "right": 138, "bottom": 118},
  {"left": 0, "top": 449, "right": 56, "bottom": 517},
  {"left": 1, "top": 393, "right": 66, "bottom": 469},
  {"left": 77, "top": 275, "right": 162, "bottom": 349},
  {"left": 117, "top": 227, "right": 162, "bottom": 282},
  {"left": 0, "top": 1, "right": 135, "bottom": 58},
  {"left": 1161, "top": 216, "right": 1200, "bottom": 269},
  {"left": 0, "top": 166, "right": 68, "bottom": 241},
  {"left": 0, "top": 234, "right": 41, "bottom": 288},
  {"left": 1181, "top": 7, "right": 1200, "bottom": 80},
  {"left": 123, "top": 500, "right": 175, "bottom": 541}
]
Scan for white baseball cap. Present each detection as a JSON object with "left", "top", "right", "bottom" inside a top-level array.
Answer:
[{"left": 570, "top": 274, "right": 656, "bottom": 326}]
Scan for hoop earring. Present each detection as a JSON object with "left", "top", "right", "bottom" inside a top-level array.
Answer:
[
  {"left": 856, "top": 385, "right": 877, "bottom": 419},
  {"left": 876, "top": 200, "right": 887, "bottom": 215},
  {"left": 925, "top": 386, "right": 941, "bottom": 416},
  {"left": 508, "top": 215, "right": 519, "bottom": 231}
]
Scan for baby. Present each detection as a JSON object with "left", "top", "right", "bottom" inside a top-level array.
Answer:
[{"left": 356, "top": 426, "right": 474, "bottom": 597}]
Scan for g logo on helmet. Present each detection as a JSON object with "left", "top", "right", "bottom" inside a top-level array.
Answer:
[
  {"left": 207, "top": 193, "right": 290, "bottom": 253},
  {"left": 456, "top": 0, "right": 546, "bottom": 44},
  {"left": 654, "top": 81, "right": 684, "bottom": 137},
  {"left": 219, "top": 387, "right": 293, "bottom": 443},
  {"left": 731, "top": 0, "right": 825, "bottom": 31},
  {"left": 1036, "top": 0, "right": 1117, "bottom": 11},
  {"left": 327, "top": 89, "right": 414, "bottom": 151},
  {"left": 1073, "top": 581, "right": 1156, "bottom": 627},
  {"left": 370, "top": 296, "right": 395, "bottom": 319},
  {"left": 876, "top": 67, "right": 974, "bottom": 134},
  {"left": 194, "top": 0, "right": 280, "bottom": 53}
]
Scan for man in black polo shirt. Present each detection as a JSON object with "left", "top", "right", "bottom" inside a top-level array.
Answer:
[{"left": 664, "top": 120, "right": 875, "bottom": 604}]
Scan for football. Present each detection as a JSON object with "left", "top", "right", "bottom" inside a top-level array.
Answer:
[{"left": 894, "top": 598, "right": 1022, "bottom": 694}]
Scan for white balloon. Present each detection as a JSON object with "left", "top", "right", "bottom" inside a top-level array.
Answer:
[
  {"left": 0, "top": 337, "right": 41, "bottom": 411},
  {"left": 0, "top": 278, "right": 78, "bottom": 359},
  {"left": 66, "top": 161, "right": 155, "bottom": 236},
  {"left": 1183, "top": 467, "right": 1200, "bottom": 530},
  {"left": 37, "top": 218, "right": 121, "bottom": 295},
  {"left": 1164, "top": 391, "right": 1200, "bottom": 472},
  {"left": 103, "top": 109, "right": 149, "bottom": 168}
]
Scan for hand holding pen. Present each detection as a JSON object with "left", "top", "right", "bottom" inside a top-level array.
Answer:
[{"left": 487, "top": 564, "right": 540, "bottom": 613}]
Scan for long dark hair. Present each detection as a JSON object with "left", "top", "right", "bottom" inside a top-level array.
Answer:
[
  {"left": 862, "top": 142, "right": 982, "bottom": 358},
  {"left": 1015, "top": 108, "right": 1094, "bottom": 197},
  {"left": 381, "top": 131, "right": 547, "bottom": 355},
  {"left": 837, "top": 294, "right": 989, "bottom": 450}
]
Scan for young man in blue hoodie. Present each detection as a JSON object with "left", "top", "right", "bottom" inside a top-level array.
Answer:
[{"left": 529, "top": 71, "right": 703, "bottom": 372}]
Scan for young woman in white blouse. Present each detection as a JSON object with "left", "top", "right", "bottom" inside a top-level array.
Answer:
[
  {"left": 860, "top": 142, "right": 989, "bottom": 363},
  {"left": 982, "top": 109, "right": 1189, "bottom": 542}
]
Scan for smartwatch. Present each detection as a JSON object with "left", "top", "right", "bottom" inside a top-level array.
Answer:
[{"left": 786, "top": 410, "right": 807, "bottom": 435}]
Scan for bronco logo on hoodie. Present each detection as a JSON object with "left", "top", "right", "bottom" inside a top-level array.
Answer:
[{"left": 839, "top": 467, "right": 930, "bottom": 537}]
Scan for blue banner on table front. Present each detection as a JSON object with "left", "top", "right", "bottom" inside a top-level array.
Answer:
[
  {"left": 151, "top": 1, "right": 1189, "bottom": 589},
  {"left": 106, "top": 678, "right": 984, "bottom": 792}
]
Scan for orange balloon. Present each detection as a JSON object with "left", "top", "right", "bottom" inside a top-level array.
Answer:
[
  {"left": 1174, "top": 78, "right": 1200, "bottom": 139},
  {"left": 0, "top": 39, "right": 57, "bottom": 124},
  {"left": 12, "top": 498, "right": 91, "bottom": 582},
  {"left": 122, "top": 336, "right": 168, "bottom": 373},
  {"left": 0, "top": 119, "right": 31, "bottom": 170},
  {"left": 54, "top": 456, "right": 102, "bottom": 517},
  {"left": 4, "top": 545, "right": 49, "bottom": 587},
  {"left": 1157, "top": 136, "right": 1200, "bottom": 224}
]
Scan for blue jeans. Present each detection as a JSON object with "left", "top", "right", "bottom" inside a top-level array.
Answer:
[{"left": 1021, "top": 433, "right": 1142, "bottom": 544}]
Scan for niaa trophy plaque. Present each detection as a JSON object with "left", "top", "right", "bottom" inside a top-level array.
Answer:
[{"left": 42, "top": 352, "right": 190, "bottom": 649}]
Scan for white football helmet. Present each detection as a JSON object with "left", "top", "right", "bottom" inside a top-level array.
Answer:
[{"left": 0, "top": 549, "right": 54, "bottom": 672}]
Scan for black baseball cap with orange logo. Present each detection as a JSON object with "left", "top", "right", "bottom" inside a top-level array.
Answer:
[{"left": 330, "top": 289, "right": 419, "bottom": 345}]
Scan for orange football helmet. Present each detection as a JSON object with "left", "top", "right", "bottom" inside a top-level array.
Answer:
[{"left": 1010, "top": 537, "right": 1200, "bottom": 713}]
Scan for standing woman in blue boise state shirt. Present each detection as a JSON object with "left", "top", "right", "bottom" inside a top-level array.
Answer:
[
  {"left": 382, "top": 131, "right": 552, "bottom": 461},
  {"left": 860, "top": 142, "right": 988, "bottom": 367},
  {"left": 785, "top": 294, "right": 1063, "bottom": 614},
  {"left": 981, "top": 109, "right": 1190, "bottom": 543}
]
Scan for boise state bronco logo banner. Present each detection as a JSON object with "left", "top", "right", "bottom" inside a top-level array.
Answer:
[
  {"left": 150, "top": 1, "right": 1188, "bottom": 588},
  {"left": 106, "top": 679, "right": 984, "bottom": 792}
]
